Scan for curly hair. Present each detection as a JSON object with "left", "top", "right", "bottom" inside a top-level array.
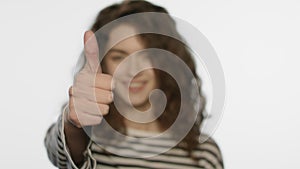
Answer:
[{"left": 85, "top": 0, "right": 206, "bottom": 158}]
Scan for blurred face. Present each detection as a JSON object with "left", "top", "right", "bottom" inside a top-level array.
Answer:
[{"left": 103, "top": 25, "right": 158, "bottom": 111}]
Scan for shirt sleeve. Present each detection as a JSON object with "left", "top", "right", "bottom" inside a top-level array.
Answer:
[
  {"left": 196, "top": 135, "right": 224, "bottom": 169},
  {"left": 44, "top": 105, "right": 97, "bottom": 169}
]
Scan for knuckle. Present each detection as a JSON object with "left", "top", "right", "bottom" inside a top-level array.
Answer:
[
  {"left": 97, "top": 74, "right": 113, "bottom": 89},
  {"left": 105, "top": 74, "right": 113, "bottom": 82},
  {"left": 67, "top": 112, "right": 80, "bottom": 127},
  {"left": 101, "top": 104, "right": 109, "bottom": 115},
  {"left": 106, "top": 76, "right": 113, "bottom": 89},
  {"left": 106, "top": 92, "right": 113, "bottom": 102},
  {"left": 68, "top": 111, "right": 77, "bottom": 121}
]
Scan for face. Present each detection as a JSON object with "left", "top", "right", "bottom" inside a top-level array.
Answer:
[{"left": 103, "top": 24, "right": 158, "bottom": 111}]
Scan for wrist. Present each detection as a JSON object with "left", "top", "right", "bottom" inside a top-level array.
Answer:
[{"left": 63, "top": 105, "right": 82, "bottom": 130}]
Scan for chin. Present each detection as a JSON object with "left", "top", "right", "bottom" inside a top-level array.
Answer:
[
  {"left": 129, "top": 98, "right": 147, "bottom": 106},
  {"left": 128, "top": 97, "right": 150, "bottom": 110}
]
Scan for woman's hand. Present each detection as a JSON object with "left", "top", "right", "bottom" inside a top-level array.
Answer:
[{"left": 67, "top": 31, "right": 114, "bottom": 128}]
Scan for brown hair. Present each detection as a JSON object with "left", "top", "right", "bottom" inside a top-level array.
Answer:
[{"left": 90, "top": 0, "right": 206, "bottom": 158}]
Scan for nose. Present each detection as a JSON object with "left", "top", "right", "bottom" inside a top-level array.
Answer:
[
  {"left": 122, "top": 51, "right": 154, "bottom": 79},
  {"left": 127, "top": 56, "right": 140, "bottom": 77}
]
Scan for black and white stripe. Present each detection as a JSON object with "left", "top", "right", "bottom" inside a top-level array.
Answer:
[
  {"left": 44, "top": 109, "right": 223, "bottom": 169},
  {"left": 89, "top": 131, "right": 223, "bottom": 169}
]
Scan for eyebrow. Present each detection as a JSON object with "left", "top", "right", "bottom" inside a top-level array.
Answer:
[{"left": 107, "top": 48, "right": 129, "bottom": 55}]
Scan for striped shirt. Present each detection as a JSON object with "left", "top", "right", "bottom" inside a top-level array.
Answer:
[{"left": 44, "top": 109, "right": 224, "bottom": 169}]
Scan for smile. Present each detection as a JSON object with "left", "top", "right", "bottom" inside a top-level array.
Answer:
[{"left": 128, "top": 81, "right": 146, "bottom": 93}]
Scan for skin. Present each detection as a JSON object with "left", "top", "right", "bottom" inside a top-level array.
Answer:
[
  {"left": 103, "top": 24, "right": 161, "bottom": 132},
  {"left": 104, "top": 36, "right": 157, "bottom": 111},
  {"left": 65, "top": 31, "right": 112, "bottom": 166},
  {"left": 64, "top": 25, "right": 160, "bottom": 166}
]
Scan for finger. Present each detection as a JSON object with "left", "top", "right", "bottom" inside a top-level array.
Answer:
[
  {"left": 72, "top": 86, "right": 113, "bottom": 104},
  {"left": 75, "top": 72, "right": 114, "bottom": 91},
  {"left": 71, "top": 97, "right": 110, "bottom": 116},
  {"left": 77, "top": 114, "right": 102, "bottom": 126},
  {"left": 95, "top": 73, "right": 114, "bottom": 90},
  {"left": 83, "top": 31, "right": 101, "bottom": 73},
  {"left": 68, "top": 109, "right": 103, "bottom": 127}
]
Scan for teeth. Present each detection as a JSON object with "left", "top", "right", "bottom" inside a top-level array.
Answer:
[{"left": 129, "top": 82, "right": 144, "bottom": 88}]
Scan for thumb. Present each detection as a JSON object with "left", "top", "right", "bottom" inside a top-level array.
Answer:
[{"left": 83, "top": 31, "right": 102, "bottom": 73}]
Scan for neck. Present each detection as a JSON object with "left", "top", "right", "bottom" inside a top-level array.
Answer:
[
  {"left": 123, "top": 118, "right": 162, "bottom": 133},
  {"left": 115, "top": 98, "right": 163, "bottom": 132}
]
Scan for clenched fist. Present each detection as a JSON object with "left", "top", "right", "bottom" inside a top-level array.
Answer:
[{"left": 67, "top": 31, "right": 114, "bottom": 128}]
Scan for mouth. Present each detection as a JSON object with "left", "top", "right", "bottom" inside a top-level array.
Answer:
[{"left": 124, "top": 81, "right": 147, "bottom": 93}]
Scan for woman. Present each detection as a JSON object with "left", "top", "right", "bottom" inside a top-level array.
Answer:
[{"left": 44, "top": 1, "right": 224, "bottom": 169}]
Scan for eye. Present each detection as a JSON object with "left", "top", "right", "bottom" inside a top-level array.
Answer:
[{"left": 111, "top": 55, "right": 125, "bottom": 61}]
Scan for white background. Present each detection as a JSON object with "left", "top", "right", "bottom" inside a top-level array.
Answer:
[{"left": 0, "top": 0, "right": 299, "bottom": 168}]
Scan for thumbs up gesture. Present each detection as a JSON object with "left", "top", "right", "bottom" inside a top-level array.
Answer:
[{"left": 67, "top": 31, "right": 114, "bottom": 128}]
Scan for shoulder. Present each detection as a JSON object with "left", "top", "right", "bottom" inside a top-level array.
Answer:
[{"left": 193, "top": 134, "right": 224, "bottom": 169}]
